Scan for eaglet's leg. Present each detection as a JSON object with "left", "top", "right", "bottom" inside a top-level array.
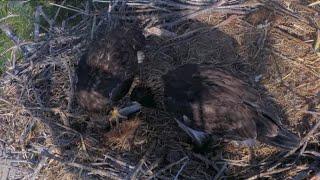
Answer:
[
  {"left": 108, "top": 51, "right": 145, "bottom": 128},
  {"left": 127, "top": 51, "right": 145, "bottom": 96},
  {"left": 108, "top": 102, "right": 142, "bottom": 128},
  {"left": 108, "top": 107, "right": 127, "bottom": 128}
]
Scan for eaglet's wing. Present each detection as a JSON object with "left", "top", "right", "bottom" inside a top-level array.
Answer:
[{"left": 163, "top": 64, "right": 275, "bottom": 141}]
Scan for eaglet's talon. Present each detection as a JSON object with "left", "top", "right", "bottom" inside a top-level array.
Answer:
[{"left": 108, "top": 108, "right": 127, "bottom": 128}]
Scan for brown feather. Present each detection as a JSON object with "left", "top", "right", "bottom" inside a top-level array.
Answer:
[
  {"left": 162, "top": 64, "right": 300, "bottom": 149},
  {"left": 76, "top": 24, "right": 145, "bottom": 112}
]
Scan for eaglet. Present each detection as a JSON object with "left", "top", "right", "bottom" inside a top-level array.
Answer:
[
  {"left": 131, "top": 63, "right": 300, "bottom": 150},
  {"left": 76, "top": 24, "right": 145, "bottom": 125}
]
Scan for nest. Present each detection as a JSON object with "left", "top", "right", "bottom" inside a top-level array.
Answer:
[{"left": 0, "top": 0, "right": 319, "bottom": 179}]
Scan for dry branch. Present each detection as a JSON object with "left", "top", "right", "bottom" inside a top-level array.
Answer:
[
  {"left": 146, "top": 156, "right": 189, "bottom": 180},
  {"left": 0, "top": 24, "right": 33, "bottom": 57},
  {"left": 129, "top": 142, "right": 156, "bottom": 179}
]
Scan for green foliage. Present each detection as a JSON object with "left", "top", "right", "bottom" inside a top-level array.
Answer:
[
  {"left": 0, "top": 1, "right": 34, "bottom": 71},
  {"left": 0, "top": 0, "right": 86, "bottom": 73}
]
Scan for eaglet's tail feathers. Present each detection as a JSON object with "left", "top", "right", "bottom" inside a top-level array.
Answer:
[
  {"left": 175, "top": 117, "right": 301, "bottom": 150},
  {"left": 174, "top": 117, "right": 209, "bottom": 145},
  {"left": 259, "top": 128, "right": 301, "bottom": 150}
]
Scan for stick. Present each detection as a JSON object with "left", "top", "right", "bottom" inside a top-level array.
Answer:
[
  {"left": 103, "top": 154, "right": 135, "bottom": 169},
  {"left": 0, "top": 14, "right": 19, "bottom": 23},
  {"left": 308, "top": 1, "right": 320, "bottom": 6},
  {"left": 163, "top": 15, "right": 237, "bottom": 46},
  {"left": 192, "top": 153, "right": 220, "bottom": 172},
  {"left": 249, "top": 164, "right": 309, "bottom": 180},
  {"left": 174, "top": 160, "right": 188, "bottom": 180},
  {"left": 59, "top": 55, "right": 75, "bottom": 127},
  {"left": 160, "top": 1, "right": 254, "bottom": 28},
  {"left": 303, "top": 111, "right": 320, "bottom": 116},
  {"left": 314, "top": 29, "right": 320, "bottom": 52},
  {"left": 270, "top": 116, "right": 320, "bottom": 170},
  {"left": 129, "top": 142, "right": 156, "bottom": 180},
  {"left": 34, "top": 6, "right": 41, "bottom": 41},
  {"left": 53, "top": 0, "right": 66, "bottom": 22},
  {"left": 247, "top": 167, "right": 293, "bottom": 180},
  {"left": 146, "top": 156, "right": 189, "bottom": 180},
  {"left": 29, "top": 156, "right": 48, "bottom": 180},
  {"left": 33, "top": 146, "right": 122, "bottom": 180},
  {"left": 49, "top": 3, "right": 91, "bottom": 16},
  {"left": 19, "top": 119, "right": 36, "bottom": 145},
  {"left": 144, "top": 157, "right": 163, "bottom": 176},
  {"left": 213, "top": 162, "right": 227, "bottom": 180},
  {"left": 268, "top": 119, "right": 320, "bottom": 172},
  {"left": 0, "top": 24, "right": 32, "bottom": 57},
  {"left": 286, "top": 117, "right": 320, "bottom": 158}
]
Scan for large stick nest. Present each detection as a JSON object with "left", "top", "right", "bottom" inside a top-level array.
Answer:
[{"left": 0, "top": 0, "right": 319, "bottom": 179}]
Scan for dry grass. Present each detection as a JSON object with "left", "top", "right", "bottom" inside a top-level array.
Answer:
[{"left": 0, "top": 0, "right": 319, "bottom": 179}]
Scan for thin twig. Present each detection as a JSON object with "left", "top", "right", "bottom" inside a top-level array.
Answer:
[
  {"left": 303, "top": 111, "right": 320, "bottom": 116},
  {"left": 102, "top": 154, "right": 135, "bottom": 169},
  {"left": 34, "top": 6, "right": 41, "bottom": 41},
  {"left": 173, "top": 160, "right": 188, "bottom": 180},
  {"left": 314, "top": 29, "right": 320, "bottom": 52},
  {"left": 0, "top": 24, "right": 32, "bottom": 57},
  {"left": 160, "top": 6, "right": 243, "bottom": 28},
  {"left": 49, "top": 3, "right": 91, "bottom": 16},
  {"left": 33, "top": 147, "right": 122, "bottom": 180},
  {"left": 129, "top": 142, "right": 156, "bottom": 180},
  {"left": 213, "top": 162, "right": 227, "bottom": 180},
  {"left": 308, "top": 1, "right": 320, "bottom": 6},
  {"left": 60, "top": 55, "right": 75, "bottom": 126},
  {"left": 162, "top": 15, "right": 237, "bottom": 46},
  {"left": 29, "top": 156, "right": 48, "bottom": 180},
  {"left": 53, "top": 0, "right": 67, "bottom": 22},
  {"left": 144, "top": 157, "right": 163, "bottom": 176},
  {"left": 267, "top": 116, "right": 320, "bottom": 172},
  {"left": 146, "top": 156, "right": 189, "bottom": 180},
  {"left": 192, "top": 153, "right": 220, "bottom": 172},
  {"left": 0, "top": 14, "right": 19, "bottom": 23},
  {"left": 247, "top": 167, "right": 294, "bottom": 180},
  {"left": 19, "top": 120, "right": 36, "bottom": 145}
]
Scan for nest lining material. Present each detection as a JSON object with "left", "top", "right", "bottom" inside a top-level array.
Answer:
[{"left": 0, "top": 0, "right": 319, "bottom": 179}]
